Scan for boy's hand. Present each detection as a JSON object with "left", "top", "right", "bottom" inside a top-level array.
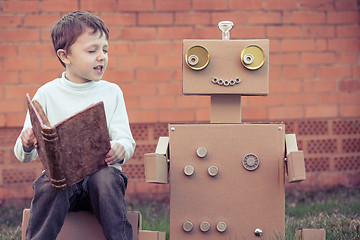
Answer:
[
  {"left": 21, "top": 128, "right": 38, "bottom": 150},
  {"left": 105, "top": 142, "right": 126, "bottom": 165}
]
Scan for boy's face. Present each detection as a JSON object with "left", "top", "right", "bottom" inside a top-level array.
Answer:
[{"left": 62, "top": 27, "right": 108, "bottom": 84}]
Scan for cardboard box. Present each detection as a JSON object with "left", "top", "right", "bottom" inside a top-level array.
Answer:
[
  {"left": 144, "top": 153, "right": 169, "bottom": 184},
  {"left": 295, "top": 228, "right": 326, "bottom": 240},
  {"left": 285, "top": 134, "right": 306, "bottom": 183},
  {"left": 139, "top": 230, "right": 166, "bottom": 240},
  {"left": 22, "top": 209, "right": 142, "bottom": 240}
]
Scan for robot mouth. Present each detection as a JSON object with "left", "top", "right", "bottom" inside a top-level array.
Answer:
[{"left": 212, "top": 77, "right": 241, "bottom": 87}]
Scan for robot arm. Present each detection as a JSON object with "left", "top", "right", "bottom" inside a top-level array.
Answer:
[
  {"left": 285, "top": 134, "right": 306, "bottom": 183},
  {"left": 144, "top": 137, "right": 169, "bottom": 184}
]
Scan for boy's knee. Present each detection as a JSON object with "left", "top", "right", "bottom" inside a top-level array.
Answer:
[{"left": 87, "top": 167, "right": 125, "bottom": 194}]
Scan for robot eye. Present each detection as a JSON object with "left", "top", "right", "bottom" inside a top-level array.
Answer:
[
  {"left": 185, "top": 45, "right": 210, "bottom": 71},
  {"left": 240, "top": 45, "right": 265, "bottom": 70}
]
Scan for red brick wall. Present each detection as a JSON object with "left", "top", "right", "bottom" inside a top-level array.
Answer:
[{"left": 0, "top": 0, "right": 359, "bottom": 200}]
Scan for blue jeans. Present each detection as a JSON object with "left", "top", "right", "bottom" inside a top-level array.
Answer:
[{"left": 25, "top": 167, "right": 133, "bottom": 240}]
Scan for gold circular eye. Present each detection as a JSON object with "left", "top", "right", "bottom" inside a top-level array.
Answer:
[
  {"left": 185, "top": 45, "right": 210, "bottom": 70},
  {"left": 240, "top": 45, "right": 265, "bottom": 70}
]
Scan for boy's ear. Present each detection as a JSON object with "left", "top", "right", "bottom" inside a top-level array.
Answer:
[{"left": 56, "top": 49, "right": 70, "bottom": 65}]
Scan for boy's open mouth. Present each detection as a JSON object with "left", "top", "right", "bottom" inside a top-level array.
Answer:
[{"left": 94, "top": 65, "right": 103, "bottom": 74}]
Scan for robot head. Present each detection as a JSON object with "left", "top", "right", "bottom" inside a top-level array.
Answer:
[{"left": 182, "top": 22, "right": 269, "bottom": 96}]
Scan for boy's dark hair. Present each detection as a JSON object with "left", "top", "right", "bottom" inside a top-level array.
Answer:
[{"left": 51, "top": 11, "right": 109, "bottom": 67}]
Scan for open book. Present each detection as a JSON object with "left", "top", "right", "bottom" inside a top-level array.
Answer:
[{"left": 26, "top": 94, "right": 111, "bottom": 190}]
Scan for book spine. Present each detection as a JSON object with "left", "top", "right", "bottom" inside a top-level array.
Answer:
[{"left": 41, "top": 128, "right": 67, "bottom": 190}]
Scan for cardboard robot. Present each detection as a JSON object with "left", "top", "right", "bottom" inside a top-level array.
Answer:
[{"left": 145, "top": 21, "right": 306, "bottom": 240}]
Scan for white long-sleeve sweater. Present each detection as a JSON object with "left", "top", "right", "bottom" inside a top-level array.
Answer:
[{"left": 14, "top": 72, "right": 136, "bottom": 171}]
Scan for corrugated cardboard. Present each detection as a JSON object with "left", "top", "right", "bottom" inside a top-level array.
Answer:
[
  {"left": 22, "top": 209, "right": 142, "bottom": 240},
  {"left": 182, "top": 39, "right": 269, "bottom": 96},
  {"left": 210, "top": 95, "right": 241, "bottom": 123},
  {"left": 295, "top": 228, "right": 326, "bottom": 240},
  {"left": 144, "top": 153, "right": 168, "bottom": 184},
  {"left": 139, "top": 230, "right": 166, "bottom": 240},
  {"left": 169, "top": 123, "right": 285, "bottom": 240},
  {"left": 285, "top": 134, "right": 306, "bottom": 183},
  {"left": 287, "top": 151, "right": 306, "bottom": 183}
]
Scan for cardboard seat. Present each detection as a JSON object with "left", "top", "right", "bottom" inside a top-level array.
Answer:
[{"left": 21, "top": 209, "right": 165, "bottom": 240}]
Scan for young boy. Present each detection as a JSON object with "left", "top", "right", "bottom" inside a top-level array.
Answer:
[{"left": 14, "top": 11, "right": 135, "bottom": 240}]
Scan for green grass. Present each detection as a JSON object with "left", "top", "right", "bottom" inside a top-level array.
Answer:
[{"left": 1, "top": 185, "right": 359, "bottom": 240}]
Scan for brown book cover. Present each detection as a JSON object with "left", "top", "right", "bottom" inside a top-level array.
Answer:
[{"left": 26, "top": 94, "right": 111, "bottom": 191}]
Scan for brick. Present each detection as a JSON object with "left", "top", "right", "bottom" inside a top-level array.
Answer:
[
  {"left": 281, "top": 39, "right": 316, "bottom": 52},
  {"left": 302, "top": 25, "right": 335, "bottom": 38},
  {"left": 269, "top": 40, "right": 281, "bottom": 53},
  {"left": 5, "top": 86, "right": 39, "bottom": 100},
  {"left": 140, "top": 96, "right": 175, "bottom": 109},
  {"left": 292, "top": 12, "right": 326, "bottom": 24},
  {"left": 319, "top": 66, "right": 352, "bottom": 79},
  {"left": 157, "top": 83, "right": 182, "bottom": 95},
  {"left": 19, "top": 44, "right": 54, "bottom": 56},
  {"left": 299, "top": 0, "right": 334, "bottom": 10},
  {"left": 175, "top": 12, "right": 210, "bottom": 25},
  {"left": 267, "top": 26, "right": 301, "bottom": 38},
  {"left": 0, "top": 45, "right": 18, "bottom": 57},
  {"left": 327, "top": 12, "right": 360, "bottom": 24},
  {"left": 304, "top": 80, "right": 337, "bottom": 92},
  {"left": 128, "top": 110, "right": 157, "bottom": 123},
  {"left": 304, "top": 105, "right": 338, "bottom": 118},
  {"left": 176, "top": 96, "right": 210, "bottom": 108},
  {"left": 193, "top": 27, "right": 219, "bottom": 39},
  {"left": 340, "top": 105, "right": 360, "bottom": 117},
  {"left": 136, "top": 69, "right": 172, "bottom": 82},
  {"left": 4, "top": 57, "right": 41, "bottom": 71},
  {"left": 353, "top": 66, "right": 360, "bottom": 78},
  {"left": 24, "top": 14, "right": 60, "bottom": 27},
  {"left": 265, "top": 0, "right": 298, "bottom": 10},
  {"left": 248, "top": 12, "right": 282, "bottom": 24},
  {"left": 6, "top": 113, "right": 27, "bottom": 127},
  {"left": 42, "top": 0, "right": 78, "bottom": 12},
  {"left": 110, "top": 42, "right": 134, "bottom": 55},
  {"left": 158, "top": 27, "right": 193, "bottom": 40},
  {"left": 335, "top": 0, "right": 359, "bottom": 10},
  {"left": 123, "top": 96, "right": 139, "bottom": 110},
  {"left": 337, "top": 25, "right": 360, "bottom": 38},
  {"left": 121, "top": 83, "right": 157, "bottom": 96},
  {"left": 0, "top": 114, "right": 5, "bottom": 127},
  {"left": 1, "top": 71, "right": 20, "bottom": 84},
  {"left": 121, "top": 27, "right": 157, "bottom": 40},
  {"left": 135, "top": 42, "right": 171, "bottom": 55},
  {"left": 283, "top": 66, "right": 317, "bottom": 79},
  {"left": 3, "top": 29, "right": 40, "bottom": 42},
  {"left": 329, "top": 93, "right": 360, "bottom": 105},
  {"left": 269, "top": 80, "right": 303, "bottom": 93},
  {"left": 0, "top": 16, "right": 22, "bottom": 27},
  {"left": 329, "top": 39, "right": 360, "bottom": 51},
  {"left": 118, "top": 0, "right": 154, "bottom": 11},
  {"left": 316, "top": 39, "right": 327, "bottom": 51},
  {"left": 0, "top": 100, "right": 25, "bottom": 113},
  {"left": 269, "top": 106, "right": 304, "bottom": 120},
  {"left": 231, "top": 26, "right": 266, "bottom": 39},
  {"left": 269, "top": 66, "right": 281, "bottom": 80},
  {"left": 21, "top": 71, "right": 59, "bottom": 84},
  {"left": 229, "top": 0, "right": 264, "bottom": 10},
  {"left": 159, "top": 109, "right": 195, "bottom": 122},
  {"left": 195, "top": 109, "right": 210, "bottom": 122},
  {"left": 102, "top": 70, "right": 134, "bottom": 83},
  {"left": 211, "top": 12, "right": 247, "bottom": 25},
  {"left": 118, "top": 56, "right": 155, "bottom": 69},
  {"left": 81, "top": 0, "right": 117, "bottom": 11},
  {"left": 42, "top": 57, "right": 63, "bottom": 70},
  {"left": 193, "top": 0, "right": 227, "bottom": 10},
  {"left": 285, "top": 93, "right": 318, "bottom": 105},
  {"left": 248, "top": 94, "right": 284, "bottom": 107},
  {"left": 100, "top": 13, "right": 136, "bottom": 26},
  {"left": 301, "top": 52, "right": 335, "bottom": 65},
  {"left": 138, "top": 13, "right": 174, "bottom": 26},
  {"left": 270, "top": 53, "right": 300, "bottom": 66},
  {"left": 242, "top": 107, "right": 267, "bottom": 121},
  {"left": 3, "top": 1, "right": 40, "bottom": 12},
  {"left": 157, "top": 55, "right": 182, "bottom": 68},
  {"left": 336, "top": 52, "right": 359, "bottom": 64},
  {"left": 155, "top": 0, "right": 191, "bottom": 11}
]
